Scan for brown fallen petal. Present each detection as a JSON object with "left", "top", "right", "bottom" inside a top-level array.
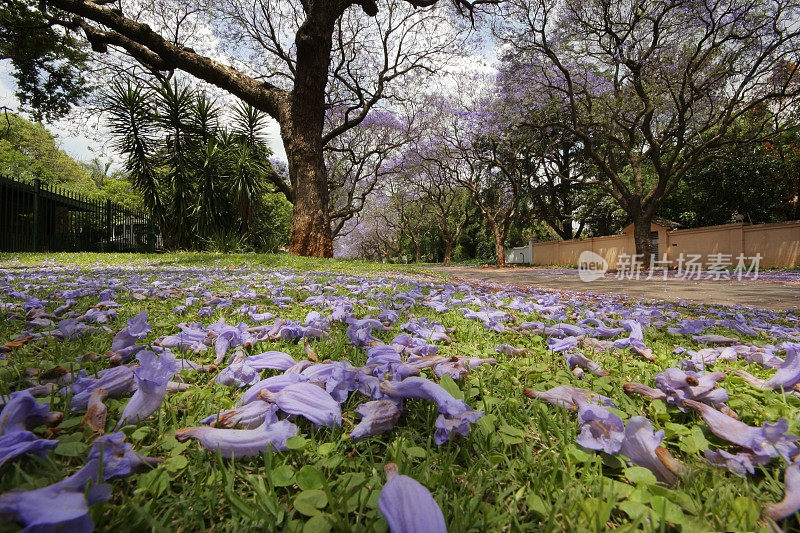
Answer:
[
  {"left": 81, "top": 352, "right": 100, "bottom": 362},
  {"left": 623, "top": 382, "right": 667, "bottom": 401},
  {"left": 731, "top": 369, "right": 767, "bottom": 388},
  {"left": 719, "top": 404, "right": 739, "bottom": 420},
  {"left": 304, "top": 341, "right": 318, "bottom": 362},
  {"left": 632, "top": 345, "right": 655, "bottom": 362},
  {"left": 655, "top": 446, "right": 687, "bottom": 478},
  {"left": 82, "top": 388, "right": 109, "bottom": 433},
  {"left": 40, "top": 365, "right": 68, "bottom": 380},
  {"left": 3, "top": 336, "right": 34, "bottom": 351}
]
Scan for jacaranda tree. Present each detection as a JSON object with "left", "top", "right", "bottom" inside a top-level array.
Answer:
[
  {"left": 35, "top": 0, "right": 494, "bottom": 257},
  {"left": 497, "top": 0, "right": 800, "bottom": 259}
]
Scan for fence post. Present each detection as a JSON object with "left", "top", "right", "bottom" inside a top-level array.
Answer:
[
  {"left": 105, "top": 199, "right": 112, "bottom": 252},
  {"left": 32, "top": 178, "right": 40, "bottom": 252}
]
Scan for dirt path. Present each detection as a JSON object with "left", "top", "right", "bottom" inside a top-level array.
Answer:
[{"left": 428, "top": 267, "right": 800, "bottom": 311}]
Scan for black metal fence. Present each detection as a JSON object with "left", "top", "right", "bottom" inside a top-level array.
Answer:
[{"left": 0, "top": 175, "right": 160, "bottom": 253}]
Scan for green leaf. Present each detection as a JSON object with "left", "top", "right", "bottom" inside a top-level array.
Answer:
[
  {"left": 271, "top": 465, "right": 295, "bottom": 487},
  {"left": 316, "top": 443, "right": 335, "bottom": 456},
  {"left": 526, "top": 494, "right": 547, "bottom": 517},
  {"left": 286, "top": 436, "right": 307, "bottom": 450},
  {"left": 438, "top": 374, "right": 464, "bottom": 400},
  {"left": 163, "top": 455, "right": 188, "bottom": 472},
  {"left": 296, "top": 465, "right": 324, "bottom": 491},
  {"left": 567, "top": 445, "right": 591, "bottom": 463},
  {"left": 293, "top": 490, "right": 328, "bottom": 517},
  {"left": 624, "top": 466, "right": 657, "bottom": 486},
  {"left": 60, "top": 416, "right": 84, "bottom": 429},
  {"left": 130, "top": 426, "right": 153, "bottom": 441},
  {"left": 55, "top": 440, "right": 87, "bottom": 457},
  {"left": 405, "top": 446, "right": 427, "bottom": 459},
  {"left": 302, "top": 514, "right": 331, "bottom": 533}
]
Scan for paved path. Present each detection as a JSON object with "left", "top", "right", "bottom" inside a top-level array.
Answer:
[{"left": 429, "top": 267, "right": 800, "bottom": 311}]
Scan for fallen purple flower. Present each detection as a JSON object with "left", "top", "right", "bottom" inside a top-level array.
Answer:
[
  {"left": 350, "top": 400, "right": 402, "bottom": 440},
  {"left": 378, "top": 462, "right": 446, "bottom": 533},
  {"left": 766, "top": 343, "right": 800, "bottom": 391},
  {"left": 70, "top": 366, "right": 135, "bottom": 410},
  {"left": 575, "top": 400, "right": 625, "bottom": 454},
  {"left": 0, "top": 391, "right": 57, "bottom": 436},
  {"left": 682, "top": 399, "right": 798, "bottom": 459},
  {"left": 259, "top": 382, "right": 341, "bottom": 427},
  {"left": 175, "top": 417, "right": 298, "bottom": 458},
  {"left": 238, "top": 374, "right": 308, "bottom": 406},
  {"left": 200, "top": 401, "right": 277, "bottom": 429},
  {"left": 115, "top": 350, "right": 176, "bottom": 429},
  {"left": 434, "top": 409, "right": 483, "bottom": 445},
  {"left": 523, "top": 386, "right": 617, "bottom": 411},
  {"left": 0, "top": 431, "right": 58, "bottom": 466},
  {"left": 495, "top": 343, "right": 527, "bottom": 357},
  {"left": 764, "top": 461, "right": 800, "bottom": 520},
  {"left": 704, "top": 449, "right": 768, "bottom": 477},
  {"left": 379, "top": 377, "right": 470, "bottom": 416},
  {"left": 619, "top": 417, "right": 684, "bottom": 484}
]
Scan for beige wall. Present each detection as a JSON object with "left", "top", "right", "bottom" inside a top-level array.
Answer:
[{"left": 531, "top": 221, "right": 800, "bottom": 269}]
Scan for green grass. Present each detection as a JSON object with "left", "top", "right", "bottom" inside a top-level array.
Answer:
[{"left": 0, "top": 252, "right": 797, "bottom": 532}]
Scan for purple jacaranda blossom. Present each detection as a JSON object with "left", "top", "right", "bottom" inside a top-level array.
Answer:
[
  {"left": 50, "top": 318, "right": 94, "bottom": 341},
  {"left": 324, "top": 361, "right": 360, "bottom": 403},
  {"left": 158, "top": 322, "right": 208, "bottom": 353},
  {"left": 704, "top": 449, "right": 769, "bottom": 477},
  {"left": 197, "top": 306, "right": 214, "bottom": 317},
  {"left": 116, "top": 350, "right": 176, "bottom": 429},
  {"left": 216, "top": 361, "right": 260, "bottom": 388},
  {"left": 433, "top": 359, "right": 470, "bottom": 380},
  {"left": 495, "top": 343, "right": 527, "bottom": 357},
  {"left": 88, "top": 432, "right": 162, "bottom": 479},
  {"left": 590, "top": 325, "right": 624, "bottom": 339},
  {"left": 551, "top": 323, "right": 585, "bottom": 337},
  {"left": 564, "top": 352, "right": 609, "bottom": 376},
  {"left": 516, "top": 321, "right": 545, "bottom": 334},
  {"left": 0, "top": 431, "right": 58, "bottom": 466},
  {"left": 459, "top": 307, "right": 509, "bottom": 332},
  {"left": 175, "top": 416, "right": 298, "bottom": 458},
  {"left": 682, "top": 399, "right": 799, "bottom": 459},
  {"left": 200, "top": 401, "right": 277, "bottom": 429},
  {"left": 764, "top": 461, "right": 800, "bottom": 520},
  {"left": 654, "top": 368, "right": 728, "bottom": 410},
  {"left": 70, "top": 366, "right": 135, "bottom": 410},
  {"left": 548, "top": 336, "right": 581, "bottom": 353},
  {"left": 346, "top": 320, "right": 381, "bottom": 347},
  {"left": 0, "top": 391, "right": 58, "bottom": 436},
  {"left": 305, "top": 311, "right": 330, "bottom": 331},
  {"left": 692, "top": 334, "right": 739, "bottom": 346},
  {"left": 350, "top": 400, "right": 402, "bottom": 440},
  {"left": 401, "top": 318, "right": 453, "bottom": 343},
  {"left": 391, "top": 334, "right": 438, "bottom": 357},
  {"left": 766, "top": 343, "right": 800, "bottom": 391},
  {"left": 367, "top": 345, "right": 403, "bottom": 366},
  {"left": 434, "top": 409, "right": 484, "bottom": 445},
  {"left": 575, "top": 400, "right": 625, "bottom": 454},
  {"left": 380, "top": 377, "right": 470, "bottom": 416},
  {"left": 379, "top": 308, "right": 400, "bottom": 324},
  {"left": 83, "top": 307, "right": 117, "bottom": 324},
  {"left": 0, "top": 475, "right": 109, "bottom": 532},
  {"left": 244, "top": 351, "right": 296, "bottom": 371},
  {"left": 619, "top": 417, "right": 684, "bottom": 484},
  {"left": 111, "top": 311, "right": 151, "bottom": 360},
  {"left": 378, "top": 463, "right": 446, "bottom": 533},
  {"left": 523, "top": 386, "right": 617, "bottom": 411},
  {"left": 667, "top": 318, "right": 709, "bottom": 335},
  {"left": 238, "top": 374, "right": 307, "bottom": 406},
  {"left": 623, "top": 382, "right": 668, "bottom": 401},
  {"left": 53, "top": 299, "right": 76, "bottom": 316},
  {"left": 258, "top": 382, "right": 341, "bottom": 427}
]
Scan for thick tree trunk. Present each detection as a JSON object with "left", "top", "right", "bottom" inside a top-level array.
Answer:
[
  {"left": 414, "top": 242, "right": 421, "bottom": 263},
  {"left": 282, "top": 8, "right": 338, "bottom": 258},
  {"left": 632, "top": 215, "right": 654, "bottom": 261},
  {"left": 443, "top": 240, "right": 454, "bottom": 266},
  {"left": 493, "top": 229, "right": 506, "bottom": 267}
]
